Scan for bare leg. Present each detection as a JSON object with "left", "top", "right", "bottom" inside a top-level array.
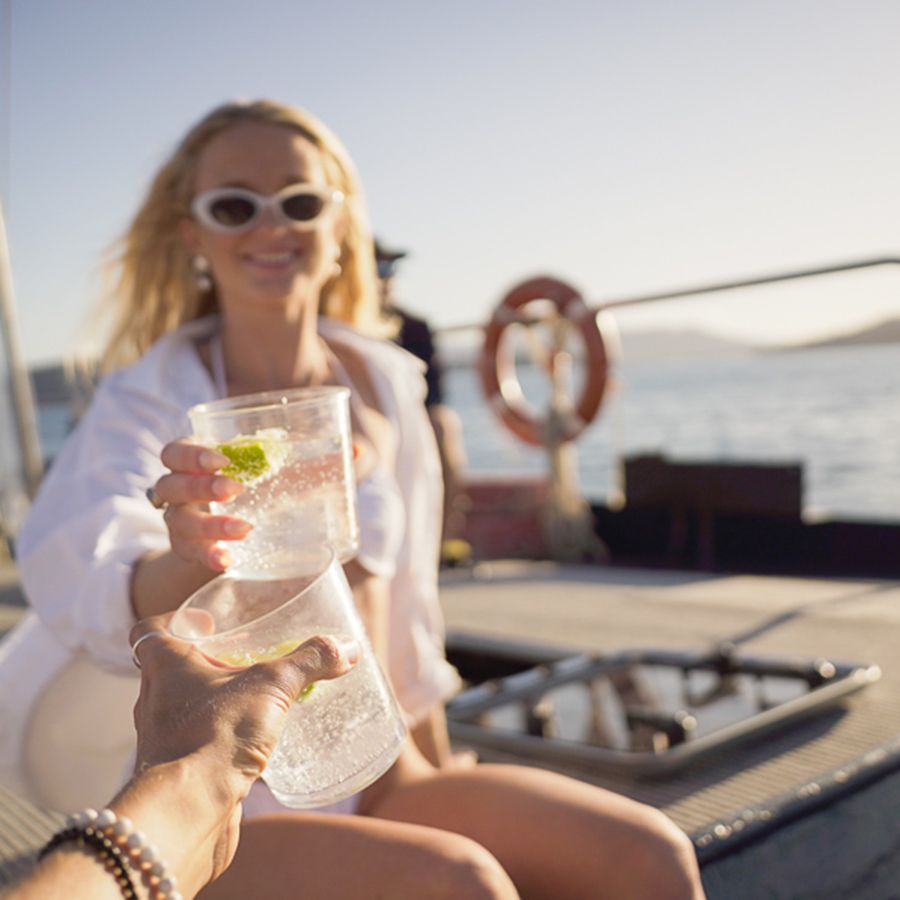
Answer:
[
  {"left": 367, "top": 764, "right": 705, "bottom": 900},
  {"left": 200, "top": 812, "right": 519, "bottom": 900}
]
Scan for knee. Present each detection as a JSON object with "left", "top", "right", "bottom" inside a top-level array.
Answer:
[
  {"left": 425, "top": 834, "right": 517, "bottom": 900},
  {"left": 631, "top": 807, "right": 704, "bottom": 898}
]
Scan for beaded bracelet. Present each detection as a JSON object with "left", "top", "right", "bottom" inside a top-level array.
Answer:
[
  {"left": 40, "top": 807, "right": 182, "bottom": 900},
  {"left": 39, "top": 826, "right": 137, "bottom": 897}
]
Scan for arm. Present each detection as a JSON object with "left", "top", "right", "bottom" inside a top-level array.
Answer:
[
  {"left": 344, "top": 560, "right": 391, "bottom": 668},
  {"left": 15, "top": 379, "right": 180, "bottom": 667},
  {"left": 371, "top": 343, "right": 463, "bottom": 763},
  {"left": 409, "top": 706, "right": 454, "bottom": 768},
  {"left": 319, "top": 325, "right": 463, "bottom": 763},
  {"left": 10, "top": 846, "right": 129, "bottom": 900},
  {"left": 345, "top": 561, "right": 453, "bottom": 767},
  {"left": 11, "top": 617, "right": 358, "bottom": 900},
  {"left": 130, "top": 548, "right": 220, "bottom": 619},
  {"left": 130, "top": 440, "right": 248, "bottom": 620},
  {"left": 16, "top": 328, "right": 257, "bottom": 658},
  {"left": 12, "top": 760, "right": 228, "bottom": 900}
]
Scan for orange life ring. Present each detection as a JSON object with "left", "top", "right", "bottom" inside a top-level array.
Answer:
[{"left": 479, "top": 276, "right": 609, "bottom": 447}]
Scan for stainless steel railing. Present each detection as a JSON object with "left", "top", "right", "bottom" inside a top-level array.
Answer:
[{"left": 437, "top": 256, "right": 900, "bottom": 335}]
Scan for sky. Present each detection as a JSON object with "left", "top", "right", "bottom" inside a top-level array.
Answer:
[{"left": 3, "top": 0, "right": 900, "bottom": 364}]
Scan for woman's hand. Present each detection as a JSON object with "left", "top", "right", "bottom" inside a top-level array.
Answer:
[
  {"left": 124, "top": 615, "right": 359, "bottom": 893},
  {"left": 152, "top": 439, "right": 251, "bottom": 571}
]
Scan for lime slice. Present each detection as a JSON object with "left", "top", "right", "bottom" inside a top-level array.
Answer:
[
  {"left": 213, "top": 639, "right": 317, "bottom": 702},
  {"left": 216, "top": 428, "right": 288, "bottom": 484}
]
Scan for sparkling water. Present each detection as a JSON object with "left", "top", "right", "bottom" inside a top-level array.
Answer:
[
  {"left": 447, "top": 344, "right": 900, "bottom": 522},
  {"left": 174, "top": 544, "right": 407, "bottom": 810},
  {"left": 213, "top": 437, "right": 359, "bottom": 569},
  {"left": 261, "top": 638, "right": 406, "bottom": 806}
]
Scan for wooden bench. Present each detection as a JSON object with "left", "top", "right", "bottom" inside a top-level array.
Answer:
[{"left": 623, "top": 454, "right": 803, "bottom": 569}]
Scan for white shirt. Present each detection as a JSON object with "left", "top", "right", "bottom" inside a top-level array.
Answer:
[{"left": 0, "top": 315, "right": 460, "bottom": 811}]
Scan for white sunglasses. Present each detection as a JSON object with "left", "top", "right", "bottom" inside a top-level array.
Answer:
[{"left": 191, "top": 183, "right": 344, "bottom": 233}]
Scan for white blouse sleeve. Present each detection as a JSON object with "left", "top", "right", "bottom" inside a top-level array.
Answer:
[
  {"left": 380, "top": 348, "right": 463, "bottom": 722},
  {"left": 15, "top": 374, "right": 186, "bottom": 671},
  {"left": 318, "top": 318, "right": 462, "bottom": 723}
]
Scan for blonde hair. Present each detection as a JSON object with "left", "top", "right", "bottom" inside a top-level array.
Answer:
[{"left": 100, "top": 99, "right": 381, "bottom": 370}]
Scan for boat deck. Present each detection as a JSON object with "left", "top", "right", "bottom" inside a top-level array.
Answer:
[
  {"left": 2, "top": 558, "right": 900, "bottom": 897},
  {"left": 439, "top": 561, "right": 900, "bottom": 898}
]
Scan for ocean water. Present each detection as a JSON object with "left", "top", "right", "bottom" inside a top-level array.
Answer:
[
  {"left": 447, "top": 343, "right": 900, "bottom": 523},
  {"left": 34, "top": 343, "right": 900, "bottom": 523}
]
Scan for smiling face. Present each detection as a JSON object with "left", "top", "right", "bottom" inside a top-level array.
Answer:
[{"left": 181, "top": 121, "right": 344, "bottom": 319}]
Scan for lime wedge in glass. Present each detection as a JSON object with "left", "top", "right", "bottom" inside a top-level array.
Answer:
[
  {"left": 216, "top": 427, "right": 289, "bottom": 484},
  {"left": 214, "top": 638, "right": 317, "bottom": 701}
]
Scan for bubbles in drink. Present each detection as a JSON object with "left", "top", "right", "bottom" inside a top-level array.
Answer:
[
  {"left": 173, "top": 540, "right": 406, "bottom": 810},
  {"left": 265, "top": 652, "right": 405, "bottom": 805},
  {"left": 212, "top": 434, "right": 359, "bottom": 568},
  {"left": 211, "top": 632, "right": 404, "bottom": 806}
]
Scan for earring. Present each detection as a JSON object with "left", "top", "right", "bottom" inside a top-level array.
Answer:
[
  {"left": 331, "top": 246, "right": 342, "bottom": 278},
  {"left": 193, "top": 255, "right": 212, "bottom": 292}
]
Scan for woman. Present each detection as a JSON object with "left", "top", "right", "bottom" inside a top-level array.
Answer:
[
  {"left": 12, "top": 621, "right": 358, "bottom": 900},
  {"left": 9, "top": 99, "right": 704, "bottom": 898}
]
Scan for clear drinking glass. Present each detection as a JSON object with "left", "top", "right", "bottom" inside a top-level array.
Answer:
[
  {"left": 188, "top": 386, "right": 359, "bottom": 571},
  {"left": 169, "top": 544, "right": 407, "bottom": 808}
]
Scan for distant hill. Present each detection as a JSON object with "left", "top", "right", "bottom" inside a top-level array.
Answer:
[
  {"left": 437, "top": 326, "right": 756, "bottom": 368},
  {"left": 790, "top": 318, "right": 900, "bottom": 350},
  {"left": 616, "top": 328, "right": 755, "bottom": 363}
]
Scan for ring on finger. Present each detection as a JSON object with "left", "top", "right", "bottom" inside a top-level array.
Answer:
[
  {"left": 131, "top": 630, "right": 167, "bottom": 669},
  {"left": 146, "top": 486, "right": 168, "bottom": 511}
]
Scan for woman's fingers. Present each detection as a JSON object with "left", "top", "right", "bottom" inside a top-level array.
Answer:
[
  {"left": 172, "top": 536, "right": 233, "bottom": 572},
  {"left": 163, "top": 506, "right": 250, "bottom": 571},
  {"left": 157, "top": 439, "right": 240, "bottom": 506},
  {"left": 163, "top": 504, "right": 249, "bottom": 570},
  {"left": 164, "top": 504, "right": 252, "bottom": 542},
  {"left": 161, "top": 438, "right": 229, "bottom": 474},
  {"left": 155, "top": 471, "right": 244, "bottom": 507},
  {"left": 152, "top": 440, "right": 248, "bottom": 572}
]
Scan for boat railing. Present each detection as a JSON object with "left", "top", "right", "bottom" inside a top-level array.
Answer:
[
  {"left": 435, "top": 255, "right": 900, "bottom": 334},
  {"left": 0, "top": 199, "right": 42, "bottom": 548},
  {"left": 433, "top": 254, "right": 900, "bottom": 565},
  {"left": 6, "top": 255, "right": 900, "bottom": 552}
]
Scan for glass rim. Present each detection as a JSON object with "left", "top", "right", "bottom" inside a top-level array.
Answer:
[
  {"left": 169, "top": 544, "right": 337, "bottom": 644},
  {"left": 189, "top": 385, "right": 351, "bottom": 423}
]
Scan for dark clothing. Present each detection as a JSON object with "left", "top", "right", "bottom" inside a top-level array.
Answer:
[{"left": 393, "top": 306, "right": 444, "bottom": 408}]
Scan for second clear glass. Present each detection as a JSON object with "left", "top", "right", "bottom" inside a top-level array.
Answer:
[{"left": 168, "top": 544, "right": 406, "bottom": 808}]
